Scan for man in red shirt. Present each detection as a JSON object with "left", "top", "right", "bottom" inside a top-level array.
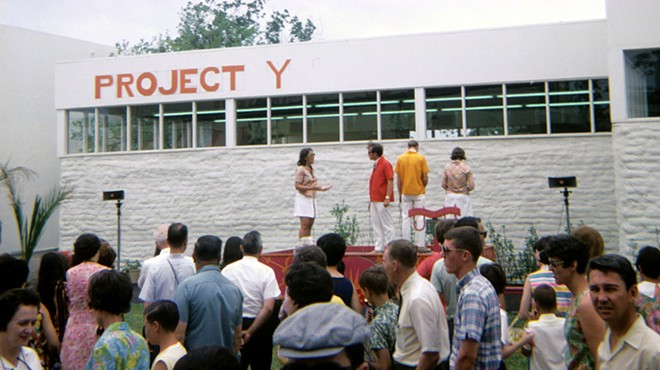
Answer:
[{"left": 368, "top": 143, "right": 395, "bottom": 253}]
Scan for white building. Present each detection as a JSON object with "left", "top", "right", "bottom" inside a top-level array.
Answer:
[
  {"left": 0, "top": 25, "right": 115, "bottom": 256},
  {"left": 48, "top": 0, "right": 659, "bottom": 262}
]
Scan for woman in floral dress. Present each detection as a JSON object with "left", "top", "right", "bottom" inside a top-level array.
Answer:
[{"left": 60, "top": 233, "right": 109, "bottom": 370}]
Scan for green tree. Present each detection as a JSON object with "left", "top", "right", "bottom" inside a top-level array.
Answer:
[
  {"left": 0, "top": 162, "right": 73, "bottom": 262},
  {"left": 117, "top": 0, "right": 316, "bottom": 55}
]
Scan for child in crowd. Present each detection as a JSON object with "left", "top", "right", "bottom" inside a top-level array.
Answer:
[
  {"left": 359, "top": 265, "right": 398, "bottom": 370},
  {"left": 144, "top": 300, "right": 187, "bottom": 370},
  {"left": 522, "top": 284, "right": 567, "bottom": 370},
  {"left": 479, "top": 263, "right": 534, "bottom": 369}
]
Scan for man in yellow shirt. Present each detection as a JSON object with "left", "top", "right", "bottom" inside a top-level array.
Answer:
[{"left": 395, "top": 140, "right": 430, "bottom": 250}]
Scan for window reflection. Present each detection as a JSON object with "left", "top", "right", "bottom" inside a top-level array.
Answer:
[{"left": 343, "top": 91, "right": 377, "bottom": 141}]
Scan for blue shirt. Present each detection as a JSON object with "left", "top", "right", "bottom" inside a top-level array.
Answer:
[
  {"left": 174, "top": 265, "right": 243, "bottom": 351},
  {"left": 450, "top": 268, "right": 502, "bottom": 370}
]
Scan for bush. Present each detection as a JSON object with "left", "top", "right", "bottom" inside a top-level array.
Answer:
[{"left": 488, "top": 223, "right": 539, "bottom": 284}]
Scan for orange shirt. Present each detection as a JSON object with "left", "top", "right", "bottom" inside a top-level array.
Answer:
[{"left": 395, "top": 150, "right": 429, "bottom": 195}]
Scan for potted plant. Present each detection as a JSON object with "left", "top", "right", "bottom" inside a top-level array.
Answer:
[{"left": 121, "top": 259, "right": 142, "bottom": 284}]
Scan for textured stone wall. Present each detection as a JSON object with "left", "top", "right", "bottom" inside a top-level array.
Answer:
[
  {"left": 59, "top": 135, "right": 619, "bottom": 261},
  {"left": 613, "top": 121, "right": 660, "bottom": 253}
]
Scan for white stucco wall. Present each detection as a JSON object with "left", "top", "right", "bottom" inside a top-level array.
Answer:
[
  {"left": 58, "top": 134, "right": 617, "bottom": 260},
  {"left": 0, "top": 25, "right": 115, "bottom": 254},
  {"left": 606, "top": 0, "right": 660, "bottom": 252}
]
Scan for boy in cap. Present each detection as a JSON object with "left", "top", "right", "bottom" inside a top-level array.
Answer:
[{"left": 274, "top": 303, "right": 371, "bottom": 370}]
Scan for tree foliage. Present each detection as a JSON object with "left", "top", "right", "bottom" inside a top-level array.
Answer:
[
  {"left": 116, "top": 0, "right": 316, "bottom": 55},
  {"left": 0, "top": 162, "right": 73, "bottom": 262}
]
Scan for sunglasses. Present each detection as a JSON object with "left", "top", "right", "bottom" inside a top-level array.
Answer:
[
  {"left": 547, "top": 259, "right": 565, "bottom": 267},
  {"left": 442, "top": 245, "right": 466, "bottom": 255}
]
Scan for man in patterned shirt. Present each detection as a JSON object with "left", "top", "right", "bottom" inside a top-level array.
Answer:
[
  {"left": 443, "top": 226, "right": 502, "bottom": 370},
  {"left": 359, "top": 265, "right": 398, "bottom": 370}
]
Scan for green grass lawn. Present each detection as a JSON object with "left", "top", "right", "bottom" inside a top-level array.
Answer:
[{"left": 126, "top": 303, "right": 529, "bottom": 370}]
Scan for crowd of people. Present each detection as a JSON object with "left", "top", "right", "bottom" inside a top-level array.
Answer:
[
  {"left": 1, "top": 144, "right": 659, "bottom": 370},
  {"left": 1, "top": 217, "right": 658, "bottom": 370}
]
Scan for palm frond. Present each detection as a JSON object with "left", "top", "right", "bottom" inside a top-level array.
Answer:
[
  {"left": 1, "top": 161, "right": 73, "bottom": 262},
  {"left": 23, "top": 185, "right": 74, "bottom": 261}
]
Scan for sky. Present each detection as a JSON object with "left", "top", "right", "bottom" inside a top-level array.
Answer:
[{"left": 0, "top": 0, "right": 606, "bottom": 47}]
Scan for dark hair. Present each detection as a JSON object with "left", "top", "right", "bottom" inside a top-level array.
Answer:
[
  {"left": 407, "top": 140, "right": 418, "bottom": 148},
  {"left": 534, "top": 236, "right": 556, "bottom": 253},
  {"left": 369, "top": 143, "right": 383, "bottom": 156},
  {"left": 532, "top": 284, "right": 557, "bottom": 311},
  {"left": 444, "top": 226, "right": 483, "bottom": 262},
  {"left": 97, "top": 240, "right": 117, "bottom": 268},
  {"left": 297, "top": 148, "right": 314, "bottom": 167},
  {"left": 242, "top": 230, "right": 262, "bottom": 254},
  {"left": 571, "top": 226, "right": 604, "bottom": 258},
  {"left": 543, "top": 234, "right": 589, "bottom": 274},
  {"left": 168, "top": 223, "right": 188, "bottom": 249},
  {"left": 451, "top": 147, "right": 466, "bottom": 160},
  {"left": 359, "top": 265, "right": 389, "bottom": 295},
  {"left": 74, "top": 233, "right": 101, "bottom": 261},
  {"left": 194, "top": 235, "right": 223, "bottom": 262},
  {"left": 434, "top": 219, "right": 456, "bottom": 244},
  {"left": 317, "top": 233, "right": 347, "bottom": 267},
  {"left": 221, "top": 236, "right": 243, "bottom": 269},
  {"left": 285, "top": 262, "right": 333, "bottom": 309},
  {"left": 88, "top": 269, "right": 133, "bottom": 315},
  {"left": 636, "top": 246, "right": 660, "bottom": 279},
  {"left": 479, "top": 263, "right": 507, "bottom": 295},
  {"left": 144, "top": 300, "right": 180, "bottom": 333},
  {"left": 0, "top": 288, "right": 40, "bottom": 331},
  {"left": 454, "top": 216, "right": 481, "bottom": 230},
  {"left": 173, "top": 346, "right": 240, "bottom": 370},
  {"left": 37, "top": 252, "right": 69, "bottom": 317},
  {"left": 588, "top": 254, "right": 637, "bottom": 290},
  {"left": 0, "top": 254, "right": 29, "bottom": 294},
  {"left": 385, "top": 239, "right": 417, "bottom": 269},
  {"left": 293, "top": 246, "right": 328, "bottom": 267}
]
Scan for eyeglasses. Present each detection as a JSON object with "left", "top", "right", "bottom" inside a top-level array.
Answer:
[
  {"left": 442, "top": 245, "right": 465, "bottom": 255},
  {"left": 308, "top": 153, "right": 315, "bottom": 157},
  {"left": 480, "top": 231, "right": 488, "bottom": 238},
  {"left": 547, "top": 259, "right": 565, "bottom": 267}
]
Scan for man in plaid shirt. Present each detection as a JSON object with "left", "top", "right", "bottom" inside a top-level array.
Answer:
[{"left": 443, "top": 226, "right": 502, "bottom": 370}]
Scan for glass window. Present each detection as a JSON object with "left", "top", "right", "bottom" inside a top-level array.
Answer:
[
  {"left": 197, "top": 101, "right": 226, "bottom": 147},
  {"left": 465, "top": 85, "right": 504, "bottom": 136},
  {"left": 625, "top": 48, "right": 660, "bottom": 118},
  {"left": 506, "top": 82, "right": 547, "bottom": 135},
  {"left": 130, "top": 105, "right": 159, "bottom": 151},
  {"left": 163, "top": 103, "right": 192, "bottom": 149},
  {"left": 549, "top": 80, "right": 590, "bottom": 133},
  {"left": 236, "top": 98, "right": 267, "bottom": 145},
  {"left": 592, "top": 79, "right": 611, "bottom": 132},
  {"left": 380, "top": 90, "right": 415, "bottom": 140},
  {"left": 271, "top": 96, "right": 303, "bottom": 144},
  {"left": 98, "top": 107, "right": 126, "bottom": 152},
  {"left": 67, "top": 109, "right": 95, "bottom": 154},
  {"left": 426, "top": 87, "right": 462, "bottom": 138},
  {"left": 343, "top": 91, "right": 377, "bottom": 141},
  {"left": 306, "top": 94, "right": 340, "bottom": 143}
]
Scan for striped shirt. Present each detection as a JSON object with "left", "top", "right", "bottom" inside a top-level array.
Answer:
[
  {"left": 528, "top": 266, "right": 572, "bottom": 316},
  {"left": 451, "top": 268, "right": 502, "bottom": 370}
]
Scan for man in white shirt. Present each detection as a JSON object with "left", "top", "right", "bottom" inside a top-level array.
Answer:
[
  {"left": 139, "top": 223, "right": 196, "bottom": 306},
  {"left": 138, "top": 224, "right": 171, "bottom": 289},
  {"left": 222, "top": 230, "right": 281, "bottom": 370},
  {"left": 588, "top": 254, "right": 660, "bottom": 370},
  {"left": 382, "top": 239, "right": 450, "bottom": 370}
]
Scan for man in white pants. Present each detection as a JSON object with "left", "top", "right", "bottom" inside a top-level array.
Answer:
[
  {"left": 368, "top": 143, "right": 395, "bottom": 252},
  {"left": 395, "top": 140, "right": 429, "bottom": 250}
]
